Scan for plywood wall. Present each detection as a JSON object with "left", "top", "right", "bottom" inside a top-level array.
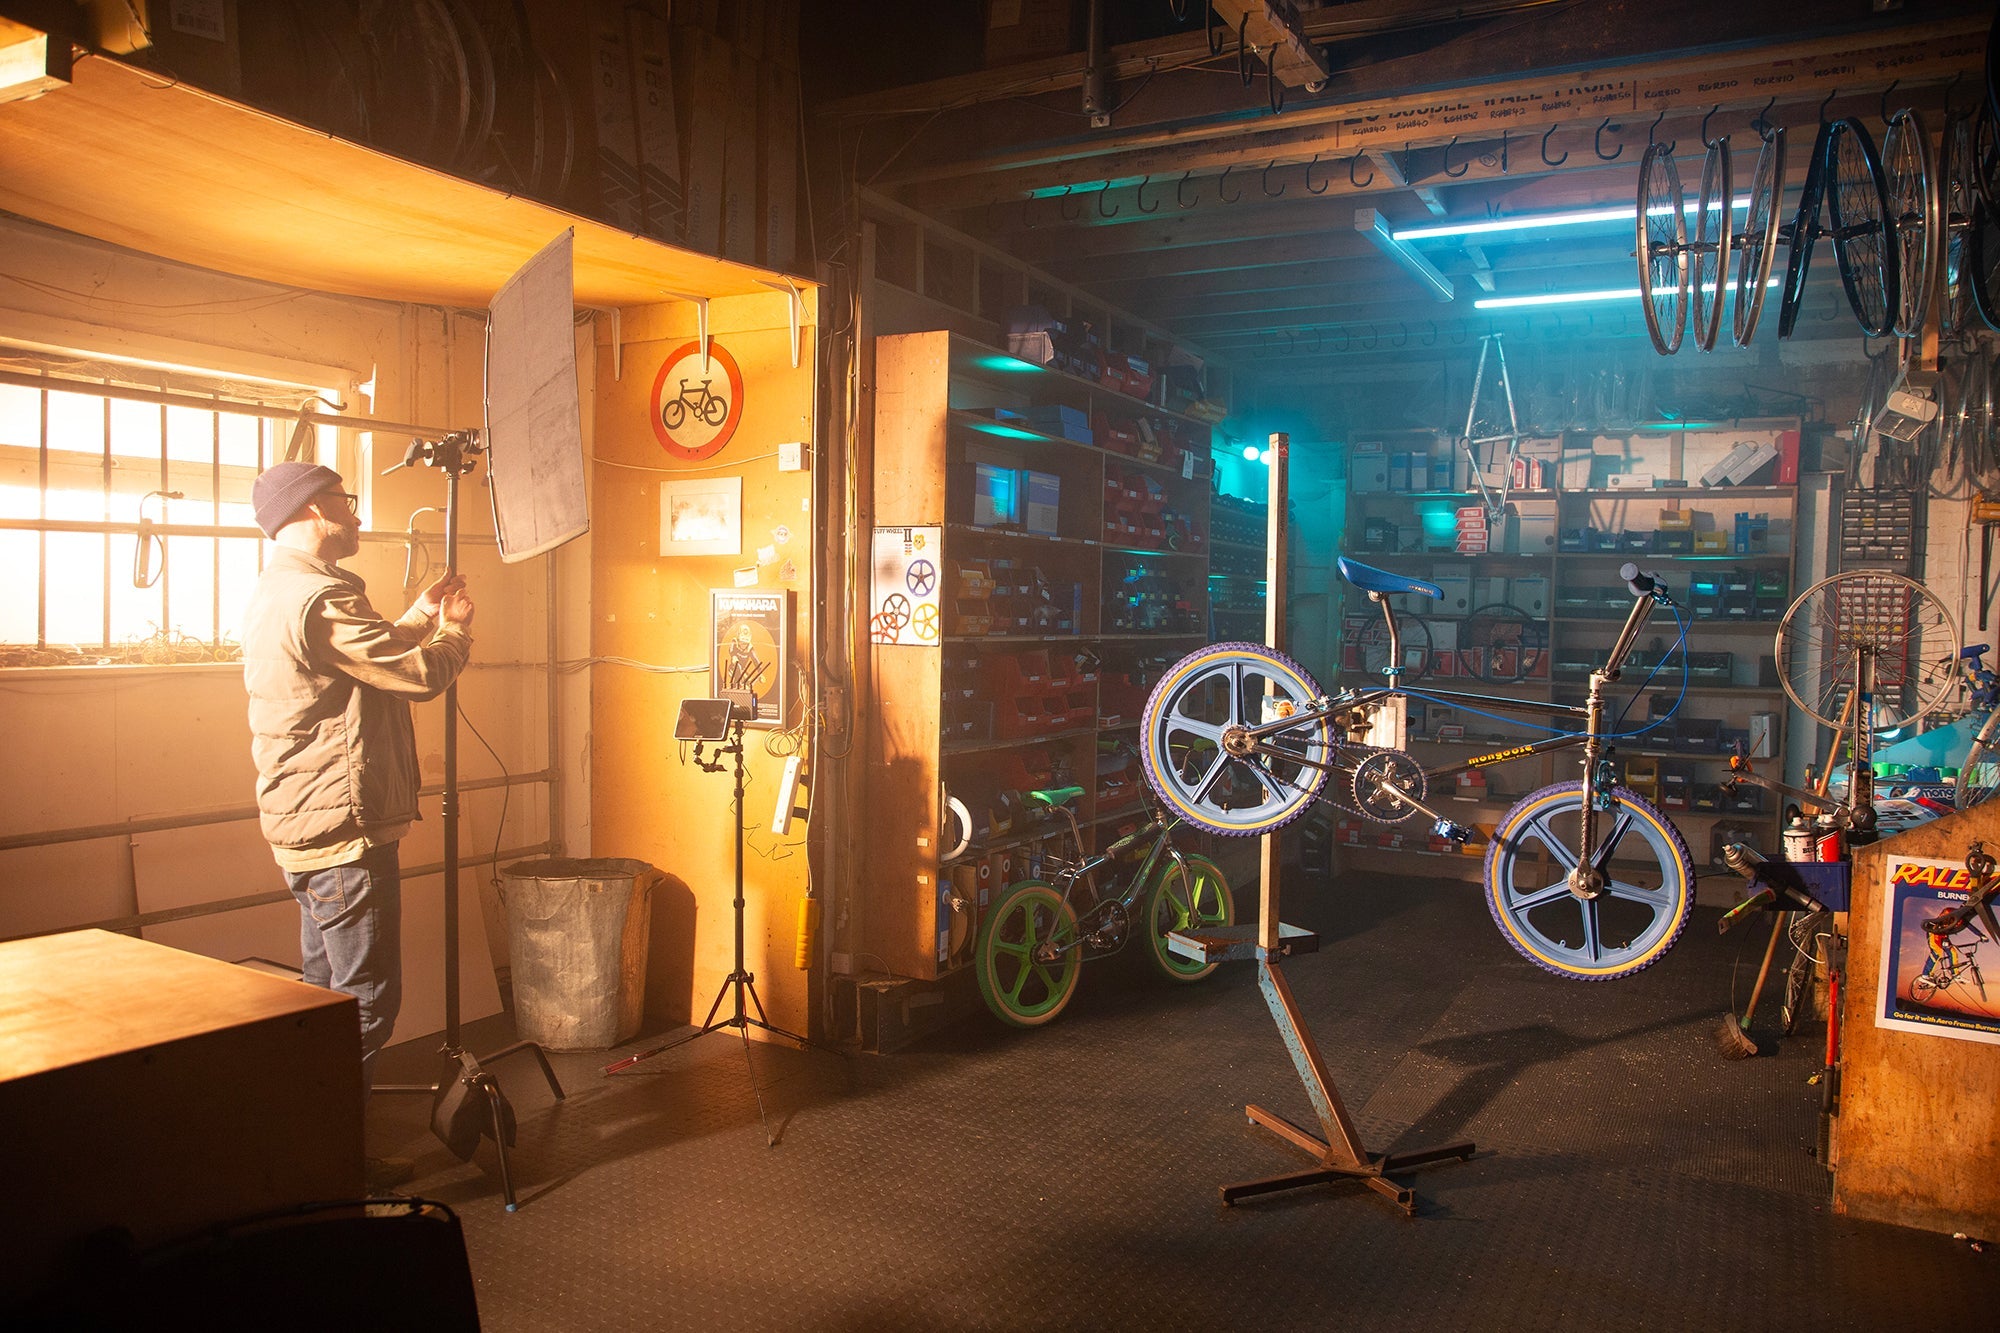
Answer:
[
  {"left": 589, "top": 290, "right": 819, "bottom": 1035},
  {"left": 0, "top": 217, "right": 564, "bottom": 1047},
  {"left": 1839, "top": 808, "right": 2000, "bottom": 1236}
]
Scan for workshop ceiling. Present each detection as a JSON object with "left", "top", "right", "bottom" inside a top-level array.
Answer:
[{"left": 824, "top": 1, "right": 1995, "bottom": 388}]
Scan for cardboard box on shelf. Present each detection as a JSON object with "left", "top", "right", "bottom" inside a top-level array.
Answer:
[
  {"left": 672, "top": 26, "right": 731, "bottom": 253},
  {"left": 628, "top": 6, "right": 684, "bottom": 243}
]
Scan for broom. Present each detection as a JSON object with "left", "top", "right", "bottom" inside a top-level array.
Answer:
[{"left": 1716, "top": 910, "right": 1786, "bottom": 1059}]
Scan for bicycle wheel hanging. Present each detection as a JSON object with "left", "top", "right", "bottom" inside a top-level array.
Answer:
[
  {"left": 1353, "top": 611, "right": 1432, "bottom": 681},
  {"left": 1882, "top": 109, "right": 1941, "bottom": 339},
  {"left": 1733, "top": 127, "right": 1787, "bottom": 347},
  {"left": 1688, "top": 135, "right": 1732, "bottom": 352},
  {"left": 973, "top": 880, "right": 1081, "bottom": 1027},
  {"left": 1483, "top": 782, "right": 1693, "bottom": 981},
  {"left": 1139, "top": 641, "right": 1333, "bottom": 837},
  {"left": 1636, "top": 141, "right": 1690, "bottom": 355},
  {"left": 1824, "top": 118, "right": 1899, "bottom": 338},
  {"left": 1457, "top": 603, "right": 1548, "bottom": 684},
  {"left": 1943, "top": 110, "right": 1981, "bottom": 335},
  {"left": 1773, "top": 570, "right": 1961, "bottom": 732},
  {"left": 1143, "top": 853, "right": 1235, "bottom": 983},
  {"left": 1777, "top": 122, "right": 1833, "bottom": 339},
  {"left": 1965, "top": 197, "right": 2000, "bottom": 333}
]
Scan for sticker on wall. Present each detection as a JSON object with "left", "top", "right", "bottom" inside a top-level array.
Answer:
[
  {"left": 871, "top": 526, "right": 942, "bottom": 645},
  {"left": 711, "top": 590, "right": 791, "bottom": 727},
  {"left": 650, "top": 340, "right": 745, "bottom": 459}
]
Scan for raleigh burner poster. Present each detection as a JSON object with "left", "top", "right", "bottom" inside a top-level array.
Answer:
[{"left": 1875, "top": 855, "right": 2000, "bottom": 1046}]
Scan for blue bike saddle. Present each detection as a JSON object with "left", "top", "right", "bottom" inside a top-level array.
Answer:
[{"left": 1337, "top": 556, "right": 1442, "bottom": 600}]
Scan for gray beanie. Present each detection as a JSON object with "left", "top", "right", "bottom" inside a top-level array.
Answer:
[{"left": 251, "top": 462, "right": 343, "bottom": 538}]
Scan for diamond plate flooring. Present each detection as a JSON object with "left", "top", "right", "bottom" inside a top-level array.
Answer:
[{"left": 370, "top": 874, "right": 2000, "bottom": 1331}]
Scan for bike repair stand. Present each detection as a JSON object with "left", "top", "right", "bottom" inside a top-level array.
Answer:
[
  {"left": 1168, "top": 433, "right": 1475, "bottom": 1213},
  {"left": 601, "top": 699, "right": 830, "bottom": 1146},
  {"left": 374, "top": 430, "right": 565, "bottom": 1213}
]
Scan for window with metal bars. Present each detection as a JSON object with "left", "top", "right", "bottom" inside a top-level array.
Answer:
[{"left": 0, "top": 367, "right": 352, "bottom": 667}]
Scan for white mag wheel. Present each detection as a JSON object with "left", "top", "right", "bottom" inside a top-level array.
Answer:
[
  {"left": 1774, "top": 570, "right": 1961, "bottom": 732},
  {"left": 1139, "top": 641, "right": 1333, "bottom": 836}
]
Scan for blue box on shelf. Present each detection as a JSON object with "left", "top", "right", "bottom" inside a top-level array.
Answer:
[{"left": 1025, "top": 404, "right": 1092, "bottom": 445}]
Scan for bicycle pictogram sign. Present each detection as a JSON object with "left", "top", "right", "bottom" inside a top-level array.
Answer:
[{"left": 650, "top": 340, "right": 744, "bottom": 460}]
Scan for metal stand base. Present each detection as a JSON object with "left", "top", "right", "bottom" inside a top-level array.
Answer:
[
  {"left": 603, "top": 969, "right": 830, "bottom": 1146},
  {"left": 1221, "top": 958, "right": 1475, "bottom": 1214},
  {"left": 378, "top": 1039, "right": 565, "bottom": 1213}
]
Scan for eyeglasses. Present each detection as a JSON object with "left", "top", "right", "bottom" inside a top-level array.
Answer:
[{"left": 317, "top": 490, "right": 361, "bottom": 511}]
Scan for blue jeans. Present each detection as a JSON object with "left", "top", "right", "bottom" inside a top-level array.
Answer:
[{"left": 286, "top": 841, "right": 402, "bottom": 1092}]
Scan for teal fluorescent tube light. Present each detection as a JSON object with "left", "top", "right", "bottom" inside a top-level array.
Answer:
[
  {"left": 1475, "top": 276, "right": 1779, "bottom": 311},
  {"left": 1395, "top": 196, "right": 1749, "bottom": 243}
]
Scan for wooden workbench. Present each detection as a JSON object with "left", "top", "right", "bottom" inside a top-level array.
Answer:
[{"left": 0, "top": 929, "right": 364, "bottom": 1306}]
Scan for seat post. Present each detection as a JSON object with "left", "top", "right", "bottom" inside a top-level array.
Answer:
[{"left": 1371, "top": 591, "right": 1404, "bottom": 679}]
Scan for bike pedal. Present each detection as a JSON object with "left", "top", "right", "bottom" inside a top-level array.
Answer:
[{"left": 1434, "top": 819, "right": 1473, "bottom": 844}]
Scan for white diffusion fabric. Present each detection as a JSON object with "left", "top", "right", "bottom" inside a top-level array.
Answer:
[{"left": 486, "top": 229, "right": 589, "bottom": 562}]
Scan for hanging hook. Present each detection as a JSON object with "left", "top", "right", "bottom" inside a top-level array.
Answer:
[
  {"left": 1420, "top": 320, "right": 1438, "bottom": 347},
  {"left": 1442, "top": 134, "right": 1469, "bottom": 177},
  {"left": 1238, "top": 15, "right": 1252, "bottom": 86},
  {"left": 1751, "top": 95, "right": 1777, "bottom": 137},
  {"left": 1498, "top": 129, "right": 1510, "bottom": 174},
  {"left": 1218, "top": 163, "right": 1241, "bottom": 203},
  {"left": 1304, "top": 153, "right": 1329, "bottom": 195},
  {"left": 1059, "top": 185, "right": 1081, "bottom": 221},
  {"left": 1449, "top": 321, "right": 1468, "bottom": 345},
  {"left": 1392, "top": 322, "right": 1409, "bottom": 348},
  {"left": 1362, "top": 323, "right": 1380, "bottom": 351},
  {"left": 1135, "top": 175, "right": 1158, "bottom": 213},
  {"left": 1819, "top": 87, "right": 1838, "bottom": 125},
  {"left": 1176, "top": 169, "right": 1198, "bottom": 209},
  {"left": 1540, "top": 122, "right": 1567, "bottom": 167},
  {"left": 1281, "top": 329, "right": 1296, "bottom": 355},
  {"left": 1880, "top": 80, "right": 1899, "bottom": 124},
  {"left": 1333, "top": 326, "right": 1353, "bottom": 353},
  {"left": 1594, "top": 117, "right": 1623, "bottom": 161},
  {"left": 1261, "top": 159, "right": 1286, "bottom": 197},
  {"left": 1306, "top": 327, "right": 1323, "bottom": 354},
  {"left": 1701, "top": 104, "right": 1720, "bottom": 147},
  {"left": 1096, "top": 180, "right": 1119, "bottom": 218},
  {"left": 1021, "top": 193, "right": 1036, "bottom": 230},
  {"left": 1349, "top": 152, "right": 1374, "bottom": 188},
  {"left": 1207, "top": 0, "right": 1224, "bottom": 57},
  {"left": 1268, "top": 62, "right": 1285, "bottom": 115},
  {"left": 1646, "top": 109, "right": 1673, "bottom": 155}
]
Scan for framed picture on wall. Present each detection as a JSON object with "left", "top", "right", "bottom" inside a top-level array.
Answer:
[
  {"left": 710, "top": 590, "right": 790, "bottom": 728},
  {"left": 660, "top": 476, "right": 742, "bottom": 556}
]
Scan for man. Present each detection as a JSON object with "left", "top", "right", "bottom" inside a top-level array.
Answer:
[{"left": 243, "top": 461, "right": 473, "bottom": 1187}]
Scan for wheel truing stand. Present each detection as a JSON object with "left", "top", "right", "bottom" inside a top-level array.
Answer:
[
  {"left": 375, "top": 430, "right": 565, "bottom": 1212},
  {"left": 602, "top": 711, "right": 815, "bottom": 1146}
]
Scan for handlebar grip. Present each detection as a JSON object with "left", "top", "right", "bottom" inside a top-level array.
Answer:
[{"left": 1619, "top": 562, "right": 1661, "bottom": 596}]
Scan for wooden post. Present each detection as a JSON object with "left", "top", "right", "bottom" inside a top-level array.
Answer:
[{"left": 1262, "top": 432, "right": 1288, "bottom": 952}]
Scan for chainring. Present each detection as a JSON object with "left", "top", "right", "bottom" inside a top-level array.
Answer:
[{"left": 1351, "top": 748, "right": 1427, "bottom": 824}]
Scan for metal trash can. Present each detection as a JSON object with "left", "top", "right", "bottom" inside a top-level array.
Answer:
[{"left": 498, "top": 858, "right": 659, "bottom": 1051}]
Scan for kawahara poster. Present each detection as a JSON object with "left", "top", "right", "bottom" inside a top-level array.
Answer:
[
  {"left": 710, "top": 590, "right": 789, "bottom": 728},
  {"left": 1875, "top": 855, "right": 2000, "bottom": 1045}
]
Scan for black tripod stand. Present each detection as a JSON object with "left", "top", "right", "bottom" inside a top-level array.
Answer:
[
  {"left": 603, "top": 708, "right": 817, "bottom": 1145},
  {"left": 376, "top": 430, "right": 564, "bottom": 1211}
]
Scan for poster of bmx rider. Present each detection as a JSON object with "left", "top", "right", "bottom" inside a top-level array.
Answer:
[
  {"left": 709, "top": 590, "right": 790, "bottom": 728},
  {"left": 1876, "top": 855, "right": 2000, "bottom": 1045}
]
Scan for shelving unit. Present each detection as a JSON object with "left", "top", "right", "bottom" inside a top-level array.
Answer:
[
  {"left": 1335, "top": 424, "right": 1801, "bottom": 873},
  {"left": 865, "top": 329, "right": 1223, "bottom": 981}
]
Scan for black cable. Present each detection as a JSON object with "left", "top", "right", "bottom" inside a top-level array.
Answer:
[{"left": 458, "top": 704, "right": 511, "bottom": 886}]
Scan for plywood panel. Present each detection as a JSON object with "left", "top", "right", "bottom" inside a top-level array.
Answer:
[
  {"left": 1838, "top": 808, "right": 2000, "bottom": 1236},
  {"left": 0, "top": 55, "right": 810, "bottom": 311}
]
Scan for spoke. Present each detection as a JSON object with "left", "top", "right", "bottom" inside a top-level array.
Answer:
[
  {"left": 1604, "top": 877, "right": 1674, "bottom": 908},
  {"left": 1523, "top": 811, "right": 1582, "bottom": 872},
  {"left": 1589, "top": 809, "right": 1637, "bottom": 871},
  {"left": 1228, "top": 661, "right": 1249, "bottom": 728},
  {"left": 1004, "top": 962, "right": 1029, "bottom": 1003},
  {"left": 1169, "top": 717, "right": 1228, "bottom": 747},
  {"left": 1578, "top": 900, "right": 1603, "bottom": 963},
  {"left": 1508, "top": 880, "right": 1577, "bottom": 912}
]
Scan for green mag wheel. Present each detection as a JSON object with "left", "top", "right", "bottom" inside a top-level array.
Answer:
[
  {"left": 1143, "top": 853, "right": 1236, "bottom": 983},
  {"left": 974, "top": 881, "right": 1081, "bottom": 1027}
]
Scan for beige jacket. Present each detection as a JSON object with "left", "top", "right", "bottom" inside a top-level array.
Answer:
[{"left": 243, "top": 547, "right": 472, "bottom": 858}]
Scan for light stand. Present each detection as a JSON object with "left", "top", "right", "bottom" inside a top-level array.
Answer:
[
  {"left": 376, "top": 430, "right": 565, "bottom": 1211},
  {"left": 602, "top": 699, "right": 818, "bottom": 1147}
]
